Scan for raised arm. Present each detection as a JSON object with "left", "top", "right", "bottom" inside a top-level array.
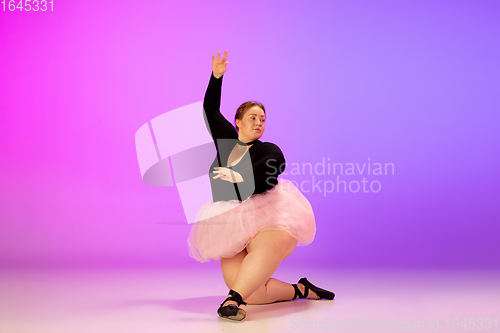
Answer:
[{"left": 203, "top": 50, "right": 237, "bottom": 140}]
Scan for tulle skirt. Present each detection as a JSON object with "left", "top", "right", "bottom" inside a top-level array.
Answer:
[{"left": 187, "top": 178, "right": 316, "bottom": 263}]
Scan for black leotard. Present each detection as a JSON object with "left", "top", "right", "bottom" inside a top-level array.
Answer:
[{"left": 203, "top": 72, "right": 286, "bottom": 202}]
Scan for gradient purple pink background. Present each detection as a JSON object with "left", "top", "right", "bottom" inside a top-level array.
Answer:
[{"left": 1, "top": 0, "right": 498, "bottom": 269}]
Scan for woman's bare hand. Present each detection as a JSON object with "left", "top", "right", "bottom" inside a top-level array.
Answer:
[
  {"left": 212, "top": 50, "right": 229, "bottom": 79},
  {"left": 213, "top": 167, "right": 243, "bottom": 183}
]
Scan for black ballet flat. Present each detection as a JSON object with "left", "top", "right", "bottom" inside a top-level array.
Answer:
[
  {"left": 292, "top": 277, "right": 335, "bottom": 300},
  {"left": 217, "top": 289, "right": 247, "bottom": 321}
]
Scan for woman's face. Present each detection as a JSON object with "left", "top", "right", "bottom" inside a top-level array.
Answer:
[{"left": 236, "top": 106, "right": 266, "bottom": 141}]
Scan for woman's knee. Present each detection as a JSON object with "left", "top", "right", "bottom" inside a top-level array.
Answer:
[
  {"left": 281, "top": 235, "right": 298, "bottom": 259},
  {"left": 271, "top": 231, "right": 297, "bottom": 259},
  {"left": 248, "top": 230, "right": 297, "bottom": 259}
]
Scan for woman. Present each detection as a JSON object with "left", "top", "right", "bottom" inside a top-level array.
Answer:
[{"left": 187, "top": 50, "right": 334, "bottom": 321}]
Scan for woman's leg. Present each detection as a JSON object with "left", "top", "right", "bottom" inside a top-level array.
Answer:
[
  {"left": 222, "top": 252, "right": 295, "bottom": 304},
  {"left": 231, "top": 229, "right": 295, "bottom": 300},
  {"left": 220, "top": 229, "right": 320, "bottom": 306},
  {"left": 220, "top": 248, "right": 248, "bottom": 290},
  {"left": 220, "top": 243, "right": 294, "bottom": 304}
]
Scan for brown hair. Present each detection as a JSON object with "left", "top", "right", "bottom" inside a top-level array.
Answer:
[{"left": 234, "top": 101, "right": 266, "bottom": 131}]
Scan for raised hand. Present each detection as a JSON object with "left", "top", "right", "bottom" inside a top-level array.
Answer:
[{"left": 212, "top": 50, "right": 229, "bottom": 79}]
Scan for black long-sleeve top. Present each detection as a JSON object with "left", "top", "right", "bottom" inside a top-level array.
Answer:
[{"left": 203, "top": 72, "right": 286, "bottom": 202}]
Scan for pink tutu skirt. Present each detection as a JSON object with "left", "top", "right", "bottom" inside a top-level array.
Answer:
[{"left": 187, "top": 178, "right": 316, "bottom": 263}]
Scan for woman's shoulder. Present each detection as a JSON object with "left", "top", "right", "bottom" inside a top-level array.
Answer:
[
  {"left": 260, "top": 141, "right": 280, "bottom": 149},
  {"left": 255, "top": 141, "right": 284, "bottom": 156}
]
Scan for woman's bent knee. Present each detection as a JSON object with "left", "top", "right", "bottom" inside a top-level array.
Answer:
[
  {"left": 282, "top": 238, "right": 297, "bottom": 259},
  {"left": 247, "top": 230, "right": 297, "bottom": 259},
  {"left": 278, "top": 231, "right": 297, "bottom": 259}
]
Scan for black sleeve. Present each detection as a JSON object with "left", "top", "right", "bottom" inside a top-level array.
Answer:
[
  {"left": 203, "top": 72, "right": 238, "bottom": 140},
  {"left": 238, "top": 143, "right": 286, "bottom": 183}
]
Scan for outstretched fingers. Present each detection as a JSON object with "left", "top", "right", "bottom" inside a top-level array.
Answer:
[
  {"left": 211, "top": 51, "right": 229, "bottom": 77},
  {"left": 213, "top": 50, "right": 228, "bottom": 62}
]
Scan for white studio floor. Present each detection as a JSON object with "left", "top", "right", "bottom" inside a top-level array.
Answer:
[{"left": 0, "top": 264, "right": 498, "bottom": 333}]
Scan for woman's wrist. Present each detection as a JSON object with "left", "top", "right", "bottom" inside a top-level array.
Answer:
[{"left": 213, "top": 72, "right": 223, "bottom": 79}]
